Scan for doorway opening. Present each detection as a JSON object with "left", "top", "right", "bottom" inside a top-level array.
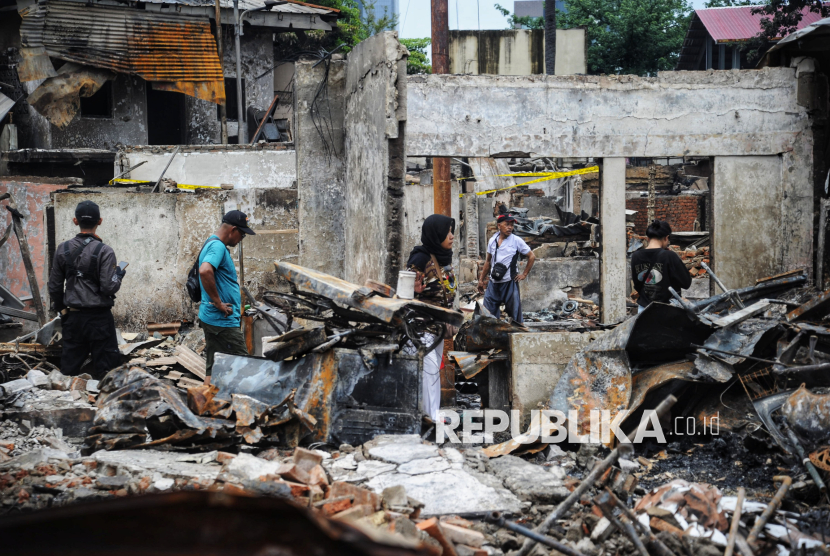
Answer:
[{"left": 147, "top": 87, "right": 186, "bottom": 145}]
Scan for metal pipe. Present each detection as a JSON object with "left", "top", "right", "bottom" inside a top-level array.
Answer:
[
  {"left": 701, "top": 262, "right": 744, "bottom": 309},
  {"left": 691, "top": 344, "right": 783, "bottom": 366},
  {"left": 691, "top": 274, "right": 807, "bottom": 310},
  {"left": 772, "top": 362, "right": 830, "bottom": 374},
  {"left": 111, "top": 160, "right": 147, "bottom": 182},
  {"left": 601, "top": 490, "right": 674, "bottom": 556},
  {"left": 746, "top": 476, "right": 792, "bottom": 546},
  {"left": 724, "top": 487, "right": 745, "bottom": 556},
  {"left": 151, "top": 145, "right": 180, "bottom": 193},
  {"left": 214, "top": 0, "right": 228, "bottom": 144},
  {"left": 233, "top": 0, "right": 246, "bottom": 144},
  {"left": 485, "top": 512, "right": 587, "bottom": 556},
  {"left": 784, "top": 429, "right": 827, "bottom": 493},
  {"left": 516, "top": 395, "right": 677, "bottom": 556}
]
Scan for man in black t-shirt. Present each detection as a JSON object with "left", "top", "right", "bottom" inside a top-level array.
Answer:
[{"left": 631, "top": 220, "right": 692, "bottom": 313}]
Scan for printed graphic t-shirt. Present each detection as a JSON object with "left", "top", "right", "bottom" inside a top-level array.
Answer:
[
  {"left": 630, "top": 247, "right": 692, "bottom": 308},
  {"left": 198, "top": 236, "right": 241, "bottom": 327},
  {"left": 487, "top": 233, "right": 531, "bottom": 283}
]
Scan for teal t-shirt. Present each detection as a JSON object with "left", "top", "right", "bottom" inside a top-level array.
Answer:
[{"left": 198, "top": 236, "right": 240, "bottom": 327}]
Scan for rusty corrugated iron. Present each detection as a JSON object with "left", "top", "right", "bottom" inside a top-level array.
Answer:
[{"left": 19, "top": 0, "right": 225, "bottom": 104}]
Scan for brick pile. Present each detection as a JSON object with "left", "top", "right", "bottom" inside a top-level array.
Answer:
[
  {"left": 671, "top": 245, "right": 710, "bottom": 277},
  {"left": 626, "top": 197, "right": 700, "bottom": 235}
]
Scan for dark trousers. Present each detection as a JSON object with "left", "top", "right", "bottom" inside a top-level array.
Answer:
[
  {"left": 201, "top": 322, "right": 249, "bottom": 376},
  {"left": 483, "top": 280, "right": 523, "bottom": 323},
  {"left": 61, "top": 309, "right": 121, "bottom": 378}
]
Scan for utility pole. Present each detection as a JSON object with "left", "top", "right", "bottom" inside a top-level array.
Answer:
[
  {"left": 233, "top": 0, "right": 246, "bottom": 144},
  {"left": 214, "top": 0, "right": 228, "bottom": 144},
  {"left": 431, "top": 0, "right": 451, "bottom": 217},
  {"left": 544, "top": 0, "right": 556, "bottom": 74}
]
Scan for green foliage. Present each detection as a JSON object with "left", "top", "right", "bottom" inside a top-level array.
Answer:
[
  {"left": 308, "top": 0, "right": 399, "bottom": 52},
  {"left": 400, "top": 38, "right": 432, "bottom": 74},
  {"left": 751, "top": 0, "right": 829, "bottom": 41},
  {"left": 494, "top": 3, "right": 545, "bottom": 29},
  {"left": 559, "top": 0, "right": 693, "bottom": 75},
  {"left": 704, "top": 0, "right": 757, "bottom": 6}
]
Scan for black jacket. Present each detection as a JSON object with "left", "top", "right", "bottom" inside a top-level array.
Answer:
[
  {"left": 631, "top": 248, "right": 692, "bottom": 307},
  {"left": 48, "top": 233, "right": 123, "bottom": 311}
]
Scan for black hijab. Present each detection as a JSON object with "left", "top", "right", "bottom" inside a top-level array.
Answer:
[{"left": 407, "top": 214, "right": 455, "bottom": 269}]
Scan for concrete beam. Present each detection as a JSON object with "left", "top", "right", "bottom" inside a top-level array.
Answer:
[
  {"left": 405, "top": 69, "right": 809, "bottom": 158},
  {"left": 601, "top": 158, "right": 626, "bottom": 324}
]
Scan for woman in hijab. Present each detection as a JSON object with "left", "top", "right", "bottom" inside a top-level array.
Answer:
[{"left": 405, "top": 214, "right": 457, "bottom": 423}]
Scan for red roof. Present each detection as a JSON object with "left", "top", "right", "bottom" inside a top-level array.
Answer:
[{"left": 697, "top": 5, "right": 827, "bottom": 42}]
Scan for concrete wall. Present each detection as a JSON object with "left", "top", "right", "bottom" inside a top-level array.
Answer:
[
  {"left": 116, "top": 144, "right": 296, "bottom": 189},
  {"left": 406, "top": 69, "right": 811, "bottom": 159},
  {"left": 50, "top": 75, "right": 148, "bottom": 151},
  {"left": 449, "top": 30, "right": 544, "bottom": 75},
  {"left": 343, "top": 32, "right": 408, "bottom": 286},
  {"left": 401, "top": 181, "right": 460, "bottom": 273},
  {"left": 713, "top": 156, "right": 783, "bottom": 288},
  {"left": 295, "top": 59, "right": 347, "bottom": 277},
  {"left": 186, "top": 29, "right": 276, "bottom": 144},
  {"left": 0, "top": 178, "right": 70, "bottom": 307},
  {"left": 554, "top": 28, "right": 586, "bottom": 75},
  {"left": 52, "top": 188, "right": 298, "bottom": 330},
  {"left": 519, "top": 257, "right": 599, "bottom": 311},
  {"left": 510, "top": 331, "right": 603, "bottom": 423}
]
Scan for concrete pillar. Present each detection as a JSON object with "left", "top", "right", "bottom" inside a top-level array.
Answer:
[
  {"left": 600, "top": 158, "right": 626, "bottom": 324},
  {"left": 732, "top": 46, "right": 740, "bottom": 69}
]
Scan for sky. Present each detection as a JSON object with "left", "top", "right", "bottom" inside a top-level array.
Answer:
[{"left": 397, "top": 0, "right": 710, "bottom": 41}]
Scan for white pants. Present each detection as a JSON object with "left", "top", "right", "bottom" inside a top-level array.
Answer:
[{"left": 422, "top": 340, "right": 444, "bottom": 422}]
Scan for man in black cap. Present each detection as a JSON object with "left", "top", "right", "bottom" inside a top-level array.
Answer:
[
  {"left": 477, "top": 214, "right": 535, "bottom": 323},
  {"left": 198, "top": 210, "right": 255, "bottom": 383},
  {"left": 48, "top": 200, "right": 126, "bottom": 377}
]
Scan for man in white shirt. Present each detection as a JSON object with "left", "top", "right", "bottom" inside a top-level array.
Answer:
[{"left": 477, "top": 214, "right": 536, "bottom": 323}]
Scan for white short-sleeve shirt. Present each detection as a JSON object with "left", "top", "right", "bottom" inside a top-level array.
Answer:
[{"left": 487, "top": 233, "right": 531, "bottom": 283}]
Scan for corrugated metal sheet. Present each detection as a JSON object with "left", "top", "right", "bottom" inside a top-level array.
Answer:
[
  {"left": 143, "top": 0, "right": 339, "bottom": 15},
  {"left": 20, "top": 0, "right": 224, "bottom": 103},
  {"left": 698, "top": 5, "right": 827, "bottom": 42}
]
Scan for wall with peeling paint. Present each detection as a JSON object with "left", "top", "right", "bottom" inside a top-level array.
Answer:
[
  {"left": 406, "top": 69, "right": 810, "bottom": 159},
  {"left": 186, "top": 29, "right": 276, "bottom": 145},
  {"left": 16, "top": 28, "right": 274, "bottom": 149},
  {"left": 117, "top": 144, "right": 296, "bottom": 189},
  {"left": 52, "top": 188, "right": 298, "bottom": 330},
  {"left": 295, "top": 59, "right": 347, "bottom": 278},
  {"left": 343, "top": 32, "right": 408, "bottom": 286},
  {"left": 0, "top": 178, "right": 70, "bottom": 309}
]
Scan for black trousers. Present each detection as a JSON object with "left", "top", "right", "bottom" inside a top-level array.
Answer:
[{"left": 61, "top": 309, "right": 121, "bottom": 378}]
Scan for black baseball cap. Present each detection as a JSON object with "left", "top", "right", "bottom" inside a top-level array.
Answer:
[
  {"left": 497, "top": 214, "right": 517, "bottom": 223},
  {"left": 222, "top": 210, "right": 256, "bottom": 235},
  {"left": 75, "top": 200, "right": 100, "bottom": 223}
]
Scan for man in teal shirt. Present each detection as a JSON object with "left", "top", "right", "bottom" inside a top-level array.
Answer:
[{"left": 198, "top": 210, "right": 255, "bottom": 383}]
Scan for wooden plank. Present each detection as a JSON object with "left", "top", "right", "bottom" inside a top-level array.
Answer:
[
  {"left": 0, "top": 306, "right": 38, "bottom": 321},
  {"left": 709, "top": 299, "right": 772, "bottom": 328},
  {"left": 146, "top": 357, "right": 178, "bottom": 366},
  {"left": 8, "top": 195, "right": 47, "bottom": 326}
]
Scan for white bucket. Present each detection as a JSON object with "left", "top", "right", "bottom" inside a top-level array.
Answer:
[{"left": 396, "top": 270, "right": 417, "bottom": 299}]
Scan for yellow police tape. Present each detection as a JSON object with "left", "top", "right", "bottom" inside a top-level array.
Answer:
[
  {"left": 109, "top": 178, "right": 221, "bottom": 190},
  {"left": 458, "top": 165, "right": 599, "bottom": 197}
]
